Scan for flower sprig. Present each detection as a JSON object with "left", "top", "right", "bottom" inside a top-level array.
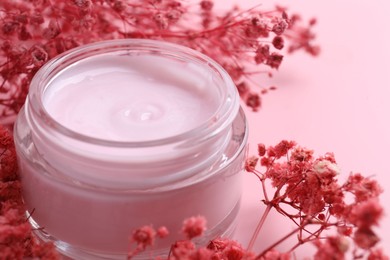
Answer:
[
  {"left": 125, "top": 141, "right": 388, "bottom": 260},
  {"left": 245, "top": 140, "right": 387, "bottom": 259},
  {"left": 0, "top": 0, "right": 319, "bottom": 123},
  {"left": 127, "top": 216, "right": 256, "bottom": 260}
]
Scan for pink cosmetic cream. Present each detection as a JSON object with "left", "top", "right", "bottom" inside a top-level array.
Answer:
[{"left": 13, "top": 39, "right": 248, "bottom": 259}]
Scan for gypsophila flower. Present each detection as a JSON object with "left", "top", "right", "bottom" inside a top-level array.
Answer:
[
  {"left": 128, "top": 224, "right": 169, "bottom": 259},
  {"left": 182, "top": 215, "right": 207, "bottom": 240},
  {"left": 272, "top": 36, "right": 284, "bottom": 50},
  {"left": 0, "top": 0, "right": 320, "bottom": 123},
  {"left": 157, "top": 226, "right": 169, "bottom": 238},
  {"left": 348, "top": 198, "right": 384, "bottom": 228},
  {"left": 313, "top": 159, "right": 340, "bottom": 175},
  {"left": 353, "top": 227, "right": 380, "bottom": 250},
  {"left": 245, "top": 156, "right": 259, "bottom": 172},
  {"left": 132, "top": 225, "right": 156, "bottom": 248},
  {"left": 169, "top": 240, "right": 196, "bottom": 259},
  {"left": 245, "top": 140, "right": 387, "bottom": 259},
  {"left": 344, "top": 173, "right": 383, "bottom": 203},
  {"left": 313, "top": 236, "right": 349, "bottom": 260},
  {"left": 368, "top": 248, "right": 390, "bottom": 260}
]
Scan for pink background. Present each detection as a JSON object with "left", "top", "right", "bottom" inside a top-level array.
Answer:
[
  {"left": 2, "top": 0, "right": 389, "bottom": 257},
  {"left": 213, "top": 0, "right": 390, "bottom": 256}
]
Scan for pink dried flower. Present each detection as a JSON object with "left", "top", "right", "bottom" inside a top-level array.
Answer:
[
  {"left": 290, "top": 146, "right": 313, "bottom": 162},
  {"left": 0, "top": 181, "right": 22, "bottom": 201},
  {"left": 200, "top": 0, "right": 213, "bottom": 11},
  {"left": 368, "top": 248, "right": 390, "bottom": 260},
  {"left": 0, "top": 222, "right": 31, "bottom": 259},
  {"left": 237, "top": 82, "right": 249, "bottom": 97},
  {"left": 0, "top": 1, "right": 320, "bottom": 120},
  {"left": 169, "top": 240, "right": 196, "bottom": 259},
  {"left": 353, "top": 227, "right": 380, "bottom": 249},
  {"left": 128, "top": 225, "right": 158, "bottom": 259},
  {"left": 132, "top": 225, "right": 156, "bottom": 249},
  {"left": 245, "top": 17, "right": 269, "bottom": 38},
  {"left": 245, "top": 93, "right": 262, "bottom": 111},
  {"left": 128, "top": 225, "right": 169, "bottom": 259},
  {"left": 245, "top": 140, "right": 387, "bottom": 259},
  {"left": 313, "top": 236, "right": 349, "bottom": 260},
  {"left": 257, "top": 143, "right": 266, "bottom": 157},
  {"left": 271, "top": 140, "right": 295, "bottom": 159},
  {"left": 0, "top": 149, "right": 17, "bottom": 182},
  {"left": 254, "top": 44, "right": 270, "bottom": 64},
  {"left": 344, "top": 173, "right": 383, "bottom": 203},
  {"left": 266, "top": 52, "right": 284, "bottom": 69},
  {"left": 74, "top": 0, "right": 92, "bottom": 9},
  {"left": 207, "top": 238, "right": 255, "bottom": 259},
  {"left": 188, "top": 247, "right": 214, "bottom": 259},
  {"left": 157, "top": 226, "right": 169, "bottom": 238},
  {"left": 272, "top": 19, "right": 288, "bottom": 35},
  {"left": 29, "top": 241, "right": 60, "bottom": 259},
  {"left": 348, "top": 198, "right": 384, "bottom": 228},
  {"left": 272, "top": 36, "right": 284, "bottom": 50},
  {"left": 309, "top": 18, "right": 317, "bottom": 26},
  {"left": 182, "top": 215, "right": 207, "bottom": 240},
  {"left": 245, "top": 156, "right": 259, "bottom": 172}
]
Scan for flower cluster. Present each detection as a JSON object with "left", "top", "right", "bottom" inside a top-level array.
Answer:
[
  {"left": 125, "top": 141, "right": 388, "bottom": 260},
  {"left": 246, "top": 140, "right": 388, "bottom": 259},
  {"left": 127, "top": 225, "right": 169, "bottom": 259},
  {"left": 128, "top": 216, "right": 256, "bottom": 260},
  {"left": 0, "top": 126, "right": 59, "bottom": 259},
  {"left": 0, "top": 0, "right": 319, "bottom": 124}
]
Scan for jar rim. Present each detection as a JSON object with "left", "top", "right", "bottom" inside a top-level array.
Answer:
[{"left": 27, "top": 39, "right": 239, "bottom": 148}]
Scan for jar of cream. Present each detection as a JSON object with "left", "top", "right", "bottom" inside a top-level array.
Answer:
[{"left": 14, "top": 39, "right": 248, "bottom": 259}]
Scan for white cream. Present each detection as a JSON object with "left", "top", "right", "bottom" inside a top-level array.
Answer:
[{"left": 43, "top": 55, "right": 219, "bottom": 141}]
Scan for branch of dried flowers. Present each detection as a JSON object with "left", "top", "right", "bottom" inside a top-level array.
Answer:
[
  {"left": 244, "top": 140, "right": 388, "bottom": 259},
  {"left": 0, "top": 0, "right": 319, "bottom": 124},
  {"left": 123, "top": 141, "right": 388, "bottom": 260}
]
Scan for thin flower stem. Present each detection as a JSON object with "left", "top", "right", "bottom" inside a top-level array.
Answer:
[
  {"left": 247, "top": 204, "right": 272, "bottom": 251},
  {"left": 288, "top": 223, "right": 324, "bottom": 253},
  {"left": 260, "top": 179, "right": 269, "bottom": 202},
  {"left": 255, "top": 225, "right": 302, "bottom": 259}
]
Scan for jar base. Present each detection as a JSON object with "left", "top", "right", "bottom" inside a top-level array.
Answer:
[{"left": 27, "top": 200, "right": 241, "bottom": 260}]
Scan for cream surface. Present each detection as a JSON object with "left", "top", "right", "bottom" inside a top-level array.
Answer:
[{"left": 43, "top": 54, "right": 219, "bottom": 141}]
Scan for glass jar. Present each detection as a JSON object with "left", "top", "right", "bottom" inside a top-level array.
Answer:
[{"left": 14, "top": 39, "right": 248, "bottom": 259}]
